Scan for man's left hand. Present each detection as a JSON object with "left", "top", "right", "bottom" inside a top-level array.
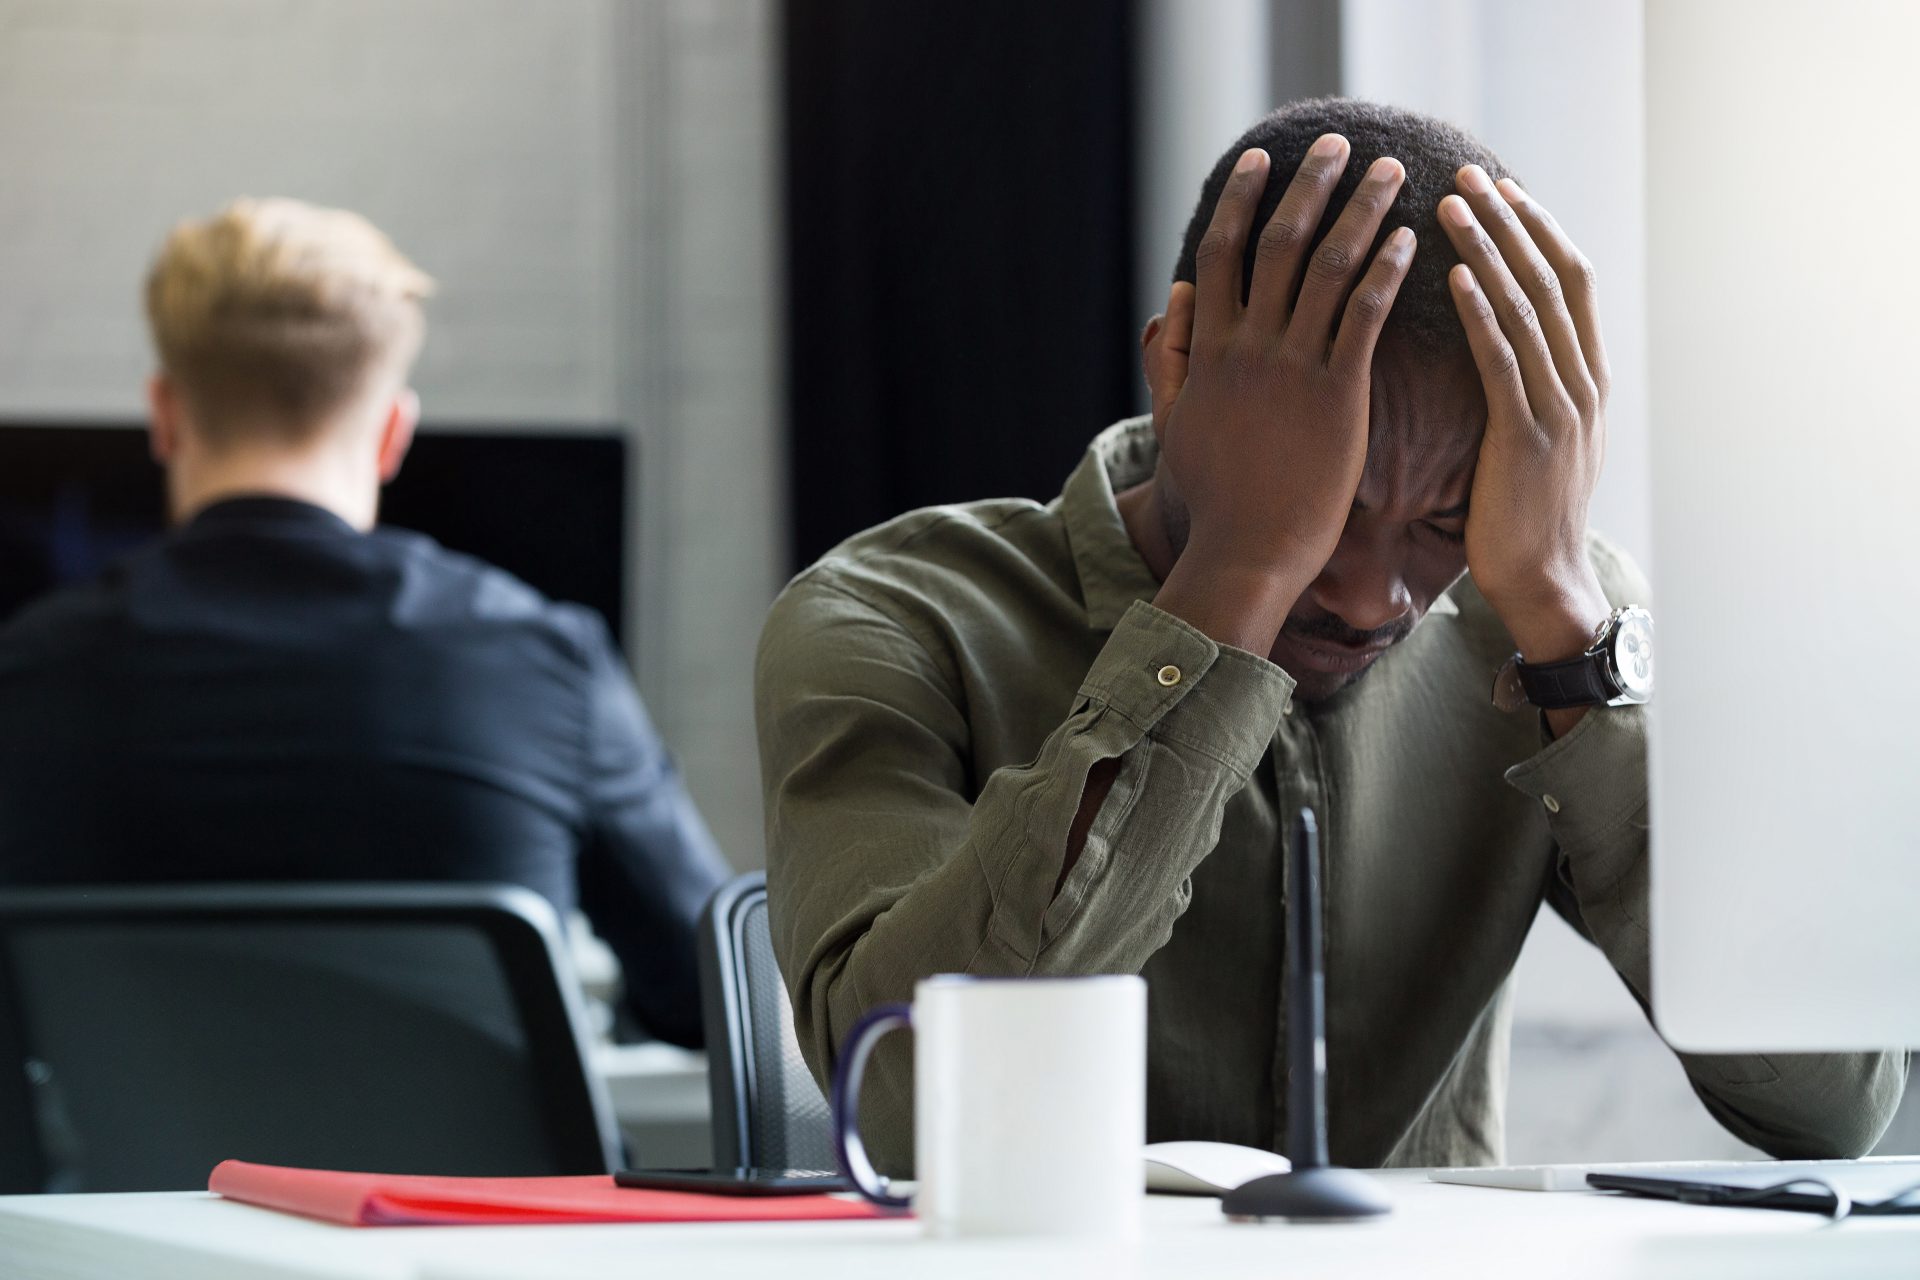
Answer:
[{"left": 1440, "top": 165, "right": 1615, "bottom": 732}]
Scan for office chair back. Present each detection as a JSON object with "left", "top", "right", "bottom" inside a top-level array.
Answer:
[
  {"left": 698, "top": 872, "right": 835, "bottom": 1171},
  {"left": 0, "top": 884, "right": 622, "bottom": 1193}
]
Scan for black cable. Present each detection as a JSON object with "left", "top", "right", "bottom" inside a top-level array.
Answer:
[
  {"left": 1707, "top": 1173, "right": 1920, "bottom": 1223},
  {"left": 1707, "top": 1176, "right": 1852, "bottom": 1222},
  {"left": 1869, "top": 1176, "right": 1920, "bottom": 1214}
]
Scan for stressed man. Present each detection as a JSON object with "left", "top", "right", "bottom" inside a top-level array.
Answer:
[
  {"left": 0, "top": 198, "right": 728, "bottom": 1046},
  {"left": 756, "top": 100, "right": 1907, "bottom": 1170}
]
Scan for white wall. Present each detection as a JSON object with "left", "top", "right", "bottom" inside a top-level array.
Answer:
[
  {"left": 1133, "top": 0, "right": 1273, "bottom": 336},
  {"left": 613, "top": 0, "right": 785, "bottom": 871},
  {"left": 0, "top": 0, "right": 783, "bottom": 868},
  {"left": 0, "top": 0, "right": 620, "bottom": 422}
]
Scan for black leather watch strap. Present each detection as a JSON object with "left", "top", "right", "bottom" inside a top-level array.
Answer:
[{"left": 1514, "top": 649, "right": 1620, "bottom": 709}]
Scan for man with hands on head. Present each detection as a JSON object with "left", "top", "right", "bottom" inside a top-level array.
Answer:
[{"left": 756, "top": 99, "right": 1907, "bottom": 1175}]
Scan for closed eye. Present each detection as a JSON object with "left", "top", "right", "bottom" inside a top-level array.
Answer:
[{"left": 1421, "top": 521, "right": 1467, "bottom": 545}]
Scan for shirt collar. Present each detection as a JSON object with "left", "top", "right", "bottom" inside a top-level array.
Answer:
[
  {"left": 1058, "top": 415, "right": 1460, "bottom": 632},
  {"left": 1059, "top": 417, "right": 1166, "bottom": 631},
  {"left": 183, "top": 495, "right": 358, "bottom": 537}
]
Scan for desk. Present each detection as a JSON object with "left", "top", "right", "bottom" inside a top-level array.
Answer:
[{"left": 1, "top": 1172, "right": 1914, "bottom": 1280}]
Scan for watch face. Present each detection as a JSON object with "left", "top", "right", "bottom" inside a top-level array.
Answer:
[
  {"left": 1492, "top": 658, "right": 1529, "bottom": 713},
  {"left": 1610, "top": 609, "right": 1655, "bottom": 701}
]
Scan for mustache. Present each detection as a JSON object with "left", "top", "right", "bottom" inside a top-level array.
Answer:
[{"left": 1282, "top": 612, "right": 1414, "bottom": 650}]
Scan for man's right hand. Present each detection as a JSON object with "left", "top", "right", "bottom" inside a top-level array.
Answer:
[{"left": 1151, "top": 135, "right": 1413, "bottom": 657}]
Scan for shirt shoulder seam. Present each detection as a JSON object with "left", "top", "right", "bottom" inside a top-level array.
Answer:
[
  {"left": 812, "top": 501, "right": 1053, "bottom": 568},
  {"left": 784, "top": 569, "right": 967, "bottom": 701}
]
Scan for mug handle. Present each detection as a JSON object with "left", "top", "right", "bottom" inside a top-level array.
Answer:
[{"left": 830, "top": 1002, "right": 913, "bottom": 1209}]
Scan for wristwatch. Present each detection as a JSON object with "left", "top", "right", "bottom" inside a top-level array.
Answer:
[{"left": 1491, "top": 606, "right": 1654, "bottom": 712}]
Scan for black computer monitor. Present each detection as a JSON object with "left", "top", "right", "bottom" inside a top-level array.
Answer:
[{"left": 0, "top": 422, "right": 631, "bottom": 647}]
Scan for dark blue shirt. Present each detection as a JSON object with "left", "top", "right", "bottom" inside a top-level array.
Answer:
[{"left": 0, "top": 496, "right": 728, "bottom": 1047}]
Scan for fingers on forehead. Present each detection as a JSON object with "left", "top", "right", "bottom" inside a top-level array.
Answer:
[{"left": 1452, "top": 264, "right": 1525, "bottom": 385}]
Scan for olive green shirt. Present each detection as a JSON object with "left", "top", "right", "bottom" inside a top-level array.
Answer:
[{"left": 757, "top": 417, "right": 1907, "bottom": 1175}]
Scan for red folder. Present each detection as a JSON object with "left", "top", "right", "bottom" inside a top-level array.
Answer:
[{"left": 209, "top": 1160, "right": 891, "bottom": 1227}]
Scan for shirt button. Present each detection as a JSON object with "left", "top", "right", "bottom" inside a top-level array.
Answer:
[
  {"left": 1156, "top": 664, "right": 1182, "bottom": 687},
  {"left": 1542, "top": 794, "right": 1562, "bottom": 814}
]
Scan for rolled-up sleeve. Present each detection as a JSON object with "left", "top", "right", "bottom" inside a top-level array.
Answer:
[{"left": 757, "top": 578, "right": 1289, "bottom": 1173}]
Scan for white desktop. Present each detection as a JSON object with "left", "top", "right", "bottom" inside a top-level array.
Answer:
[{"left": 1643, "top": 0, "right": 1920, "bottom": 1052}]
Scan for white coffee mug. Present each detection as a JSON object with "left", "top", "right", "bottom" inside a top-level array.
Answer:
[{"left": 831, "top": 974, "right": 1146, "bottom": 1239}]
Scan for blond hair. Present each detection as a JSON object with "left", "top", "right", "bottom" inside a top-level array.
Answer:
[{"left": 144, "top": 197, "right": 433, "bottom": 446}]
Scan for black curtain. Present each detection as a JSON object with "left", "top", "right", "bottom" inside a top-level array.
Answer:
[{"left": 784, "top": 1, "right": 1140, "bottom": 570}]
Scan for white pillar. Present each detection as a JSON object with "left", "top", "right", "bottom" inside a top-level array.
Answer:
[{"left": 1133, "top": 0, "right": 1274, "bottom": 356}]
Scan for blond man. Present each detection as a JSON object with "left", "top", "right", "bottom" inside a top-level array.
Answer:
[
  {"left": 0, "top": 199, "right": 727, "bottom": 1047},
  {"left": 142, "top": 198, "right": 432, "bottom": 533}
]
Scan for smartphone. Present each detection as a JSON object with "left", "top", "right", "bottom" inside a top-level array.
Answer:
[{"left": 614, "top": 1167, "right": 854, "bottom": 1197}]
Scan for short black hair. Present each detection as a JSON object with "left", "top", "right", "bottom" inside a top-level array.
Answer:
[{"left": 1173, "top": 97, "right": 1514, "bottom": 368}]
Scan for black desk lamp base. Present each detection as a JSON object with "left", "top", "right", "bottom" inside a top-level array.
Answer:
[
  {"left": 1221, "top": 1166, "right": 1394, "bottom": 1223},
  {"left": 1224, "top": 808, "right": 1393, "bottom": 1225}
]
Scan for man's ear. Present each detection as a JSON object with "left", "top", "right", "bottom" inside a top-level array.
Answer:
[
  {"left": 1141, "top": 281, "right": 1195, "bottom": 440},
  {"left": 146, "top": 374, "right": 181, "bottom": 464},
  {"left": 375, "top": 388, "right": 420, "bottom": 484}
]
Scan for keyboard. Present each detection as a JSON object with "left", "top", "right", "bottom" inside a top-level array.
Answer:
[{"left": 1429, "top": 1156, "right": 1920, "bottom": 1195}]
